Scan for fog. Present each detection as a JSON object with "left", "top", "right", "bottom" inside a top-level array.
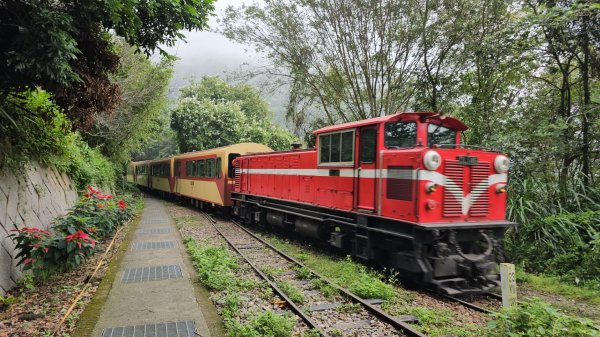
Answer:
[{"left": 159, "top": 0, "right": 288, "bottom": 125}]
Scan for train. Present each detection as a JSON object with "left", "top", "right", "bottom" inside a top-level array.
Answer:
[{"left": 128, "top": 112, "right": 516, "bottom": 295}]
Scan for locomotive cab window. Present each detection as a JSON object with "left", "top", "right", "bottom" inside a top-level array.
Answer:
[
  {"left": 385, "top": 121, "right": 417, "bottom": 148},
  {"left": 360, "top": 128, "right": 377, "bottom": 163},
  {"left": 216, "top": 158, "right": 222, "bottom": 178},
  {"left": 318, "top": 130, "right": 354, "bottom": 165},
  {"left": 428, "top": 123, "right": 456, "bottom": 148}
]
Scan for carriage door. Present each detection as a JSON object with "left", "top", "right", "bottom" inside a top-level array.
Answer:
[{"left": 355, "top": 127, "right": 378, "bottom": 211}]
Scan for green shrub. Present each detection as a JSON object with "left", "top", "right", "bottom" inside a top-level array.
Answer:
[
  {"left": 0, "top": 89, "right": 71, "bottom": 170},
  {"left": 487, "top": 298, "right": 600, "bottom": 336},
  {"left": 185, "top": 240, "right": 238, "bottom": 291},
  {"left": 0, "top": 88, "right": 116, "bottom": 191},
  {"left": 293, "top": 266, "right": 312, "bottom": 280},
  {"left": 505, "top": 210, "right": 600, "bottom": 288}
]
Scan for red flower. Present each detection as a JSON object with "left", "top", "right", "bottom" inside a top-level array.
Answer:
[
  {"left": 87, "top": 227, "right": 97, "bottom": 233},
  {"left": 43, "top": 247, "right": 49, "bottom": 253},
  {"left": 117, "top": 200, "right": 127, "bottom": 209},
  {"left": 84, "top": 186, "right": 101, "bottom": 198},
  {"left": 23, "top": 258, "right": 35, "bottom": 265},
  {"left": 13, "top": 227, "right": 50, "bottom": 235},
  {"left": 97, "top": 194, "right": 114, "bottom": 200},
  {"left": 96, "top": 203, "right": 105, "bottom": 208},
  {"left": 66, "top": 230, "right": 89, "bottom": 242},
  {"left": 29, "top": 244, "right": 41, "bottom": 248}
]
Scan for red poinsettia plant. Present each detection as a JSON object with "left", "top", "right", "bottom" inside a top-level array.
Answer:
[
  {"left": 10, "top": 227, "right": 51, "bottom": 269},
  {"left": 10, "top": 186, "right": 135, "bottom": 279}
]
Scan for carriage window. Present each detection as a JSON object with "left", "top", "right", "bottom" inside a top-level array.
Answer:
[
  {"left": 206, "top": 158, "right": 215, "bottom": 178},
  {"left": 197, "top": 160, "right": 205, "bottom": 177},
  {"left": 216, "top": 158, "right": 222, "bottom": 178},
  {"left": 175, "top": 162, "right": 181, "bottom": 177},
  {"left": 428, "top": 124, "right": 456, "bottom": 148},
  {"left": 186, "top": 161, "right": 196, "bottom": 177},
  {"left": 384, "top": 122, "right": 417, "bottom": 148},
  {"left": 360, "top": 128, "right": 377, "bottom": 163},
  {"left": 319, "top": 130, "right": 354, "bottom": 164}
]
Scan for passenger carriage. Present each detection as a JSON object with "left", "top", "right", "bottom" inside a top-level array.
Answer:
[{"left": 172, "top": 143, "right": 272, "bottom": 207}]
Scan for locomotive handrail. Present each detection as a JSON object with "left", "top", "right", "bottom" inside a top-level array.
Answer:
[{"left": 433, "top": 144, "right": 500, "bottom": 152}]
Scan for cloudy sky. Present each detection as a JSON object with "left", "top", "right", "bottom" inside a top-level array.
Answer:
[{"left": 159, "top": 0, "right": 288, "bottom": 124}]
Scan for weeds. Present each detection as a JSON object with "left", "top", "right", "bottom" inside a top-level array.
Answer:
[
  {"left": 310, "top": 279, "right": 339, "bottom": 298},
  {"left": 488, "top": 298, "right": 600, "bottom": 337},
  {"left": 261, "top": 266, "right": 285, "bottom": 279},
  {"left": 335, "top": 302, "right": 361, "bottom": 314},
  {"left": 293, "top": 266, "right": 312, "bottom": 280},
  {"left": 184, "top": 238, "right": 238, "bottom": 291},
  {"left": 278, "top": 281, "right": 306, "bottom": 304},
  {"left": 229, "top": 311, "right": 295, "bottom": 337}
]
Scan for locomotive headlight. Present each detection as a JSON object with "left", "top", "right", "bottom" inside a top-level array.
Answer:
[
  {"left": 425, "top": 182, "right": 437, "bottom": 193},
  {"left": 494, "top": 155, "right": 510, "bottom": 173},
  {"left": 424, "top": 150, "right": 442, "bottom": 171}
]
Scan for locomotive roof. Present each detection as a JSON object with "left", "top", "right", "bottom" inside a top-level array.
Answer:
[{"left": 313, "top": 112, "right": 468, "bottom": 134}]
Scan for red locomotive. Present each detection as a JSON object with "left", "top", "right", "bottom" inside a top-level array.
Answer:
[{"left": 231, "top": 112, "right": 514, "bottom": 295}]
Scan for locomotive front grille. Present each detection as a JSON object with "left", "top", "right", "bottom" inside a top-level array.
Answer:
[
  {"left": 443, "top": 160, "right": 490, "bottom": 217},
  {"left": 443, "top": 160, "right": 464, "bottom": 217},
  {"left": 469, "top": 162, "right": 490, "bottom": 216}
]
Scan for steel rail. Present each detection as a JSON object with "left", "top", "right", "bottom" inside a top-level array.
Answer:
[
  {"left": 439, "top": 294, "right": 495, "bottom": 314},
  {"left": 199, "top": 211, "right": 329, "bottom": 337},
  {"left": 226, "top": 217, "right": 427, "bottom": 337}
]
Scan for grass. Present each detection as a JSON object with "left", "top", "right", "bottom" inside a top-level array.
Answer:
[
  {"left": 263, "top": 235, "right": 395, "bottom": 300},
  {"left": 487, "top": 298, "right": 599, "bottom": 337},
  {"left": 183, "top": 234, "right": 296, "bottom": 337},
  {"left": 517, "top": 269, "right": 600, "bottom": 305},
  {"left": 184, "top": 238, "right": 239, "bottom": 291},
  {"left": 277, "top": 281, "right": 306, "bottom": 304}
]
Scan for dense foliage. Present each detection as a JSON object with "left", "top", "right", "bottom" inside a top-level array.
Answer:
[
  {"left": 171, "top": 76, "right": 299, "bottom": 152},
  {"left": 85, "top": 39, "right": 174, "bottom": 165},
  {"left": 0, "top": 0, "right": 214, "bottom": 130},
  {"left": 0, "top": 89, "right": 116, "bottom": 190},
  {"left": 10, "top": 187, "right": 134, "bottom": 279}
]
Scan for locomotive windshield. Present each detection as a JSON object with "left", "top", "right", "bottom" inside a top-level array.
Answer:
[
  {"left": 427, "top": 123, "right": 456, "bottom": 147},
  {"left": 384, "top": 121, "right": 417, "bottom": 148}
]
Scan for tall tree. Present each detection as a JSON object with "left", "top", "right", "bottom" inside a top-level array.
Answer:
[
  {"left": 170, "top": 76, "right": 298, "bottom": 152},
  {"left": 85, "top": 39, "right": 174, "bottom": 164},
  {"left": 0, "top": 0, "right": 215, "bottom": 130},
  {"left": 221, "top": 0, "right": 422, "bottom": 125}
]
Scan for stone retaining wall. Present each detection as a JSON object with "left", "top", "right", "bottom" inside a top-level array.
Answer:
[{"left": 0, "top": 163, "right": 78, "bottom": 295}]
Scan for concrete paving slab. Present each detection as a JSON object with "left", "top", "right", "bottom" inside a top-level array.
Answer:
[{"left": 92, "top": 196, "right": 213, "bottom": 337}]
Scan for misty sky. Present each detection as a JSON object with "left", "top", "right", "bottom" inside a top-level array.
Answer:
[{"left": 160, "top": 0, "right": 288, "bottom": 124}]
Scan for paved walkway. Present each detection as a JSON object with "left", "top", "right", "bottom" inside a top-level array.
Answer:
[{"left": 92, "top": 196, "right": 212, "bottom": 337}]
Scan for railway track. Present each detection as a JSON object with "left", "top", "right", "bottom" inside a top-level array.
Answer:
[{"left": 200, "top": 211, "right": 427, "bottom": 337}]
